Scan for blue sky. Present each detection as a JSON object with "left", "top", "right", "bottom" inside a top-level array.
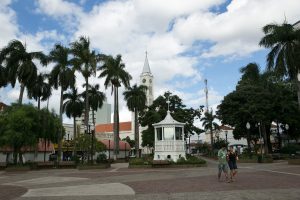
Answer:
[{"left": 0, "top": 0, "right": 300, "bottom": 125}]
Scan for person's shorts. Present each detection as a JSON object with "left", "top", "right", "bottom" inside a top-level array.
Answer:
[
  {"left": 218, "top": 163, "right": 228, "bottom": 173},
  {"left": 228, "top": 161, "right": 237, "bottom": 170}
]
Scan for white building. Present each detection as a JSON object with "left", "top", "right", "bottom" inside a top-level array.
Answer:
[
  {"left": 205, "top": 125, "right": 248, "bottom": 153},
  {"left": 153, "top": 110, "right": 186, "bottom": 162}
]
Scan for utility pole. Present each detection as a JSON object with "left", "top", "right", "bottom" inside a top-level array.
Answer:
[{"left": 204, "top": 79, "right": 209, "bottom": 113}]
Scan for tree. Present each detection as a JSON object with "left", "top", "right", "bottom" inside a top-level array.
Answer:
[
  {"left": 98, "top": 55, "right": 132, "bottom": 159},
  {"left": 27, "top": 73, "right": 52, "bottom": 110},
  {"left": 70, "top": 36, "right": 98, "bottom": 130},
  {"left": 63, "top": 87, "right": 84, "bottom": 140},
  {"left": 201, "top": 110, "right": 219, "bottom": 149},
  {"left": 74, "top": 134, "right": 106, "bottom": 163},
  {"left": 0, "top": 40, "right": 47, "bottom": 104},
  {"left": 0, "top": 104, "right": 62, "bottom": 164},
  {"left": 0, "top": 65, "right": 7, "bottom": 88},
  {"left": 81, "top": 84, "right": 106, "bottom": 163},
  {"left": 49, "top": 44, "right": 75, "bottom": 161},
  {"left": 123, "top": 84, "right": 147, "bottom": 157},
  {"left": 259, "top": 21, "right": 300, "bottom": 109},
  {"left": 139, "top": 92, "right": 204, "bottom": 148}
]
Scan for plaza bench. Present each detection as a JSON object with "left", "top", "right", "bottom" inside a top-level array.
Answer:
[
  {"left": 58, "top": 161, "right": 76, "bottom": 169},
  {"left": 0, "top": 162, "right": 7, "bottom": 170},
  {"left": 152, "top": 160, "right": 171, "bottom": 168},
  {"left": 37, "top": 162, "right": 55, "bottom": 169}
]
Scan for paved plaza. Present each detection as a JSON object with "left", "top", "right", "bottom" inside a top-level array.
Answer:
[{"left": 0, "top": 158, "right": 300, "bottom": 200}]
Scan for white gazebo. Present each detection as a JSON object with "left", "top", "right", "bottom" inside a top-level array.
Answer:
[{"left": 153, "top": 107, "right": 186, "bottom": 162}]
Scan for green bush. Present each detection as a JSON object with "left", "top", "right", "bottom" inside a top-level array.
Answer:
[
  {"left": 96, "top": 154, "right": 108, "bottom": 164},
  {"left": 176, "top": 156, "right": 206, "bottom": 165},
  {"left": 129, "top": 158, "right": 151, "bottom": 165},
  {"left": 281, "top": 144, "right": 300, "bottom": 154}
]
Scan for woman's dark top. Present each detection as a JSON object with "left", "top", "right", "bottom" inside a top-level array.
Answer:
[{"left": 228, "top": 151, "right": 237, "bottom": 162}]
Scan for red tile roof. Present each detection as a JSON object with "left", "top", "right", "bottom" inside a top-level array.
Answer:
[
  {"left": 99, "top": 139, "right": 131, "bottom": 150},
  {"left": 0, "top": 139, "right": 54, "bottom": 152},
  {"left": 96, "top": 121, "right": 132, "bottom": 133},
  {"left": 219, "top": 125, "right": 234, "bottom": 130}
]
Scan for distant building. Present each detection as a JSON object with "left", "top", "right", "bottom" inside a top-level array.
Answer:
[
  {"left": 0, "top": 102, "right": 8, "bottom": 112},
  {"left": 94, "top": 102, "right": 111, "bottom": 124},
  {"left": 95, "top": 122, "right": 132, "bottom": 141}
]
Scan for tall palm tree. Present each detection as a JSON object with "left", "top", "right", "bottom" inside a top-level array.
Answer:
[
  {"left": 201, "top": 110, "right": 219, "bottom": 149},
  {"left": 123, "top": 84, "right": 147, "bottom": 158},
  {"left": 70, "top": 36, "right": 98, "bottom": 130},
  {"left": 99, "top": 55, "right": 132, "bottom": 160},
  {"left": 63, "top": 87, "right": 84, "bottom": 158},
  {"left": 49, "top": 44, "right": 75, "bottom": 161},
  {"left": 0, "top": 65, "right": 7, "bottom": 88},
  {"left": 27, "top": 73, "right": 52, "bottom": 110},
  {"left": 81, "top": 83, "right": 106, "bottom": 163},
  {"left": 0, "top": 40, "right": 47, "bottom": 104},
  {"left": 259, "top": 21, "right": 300, "bottom": 109}
]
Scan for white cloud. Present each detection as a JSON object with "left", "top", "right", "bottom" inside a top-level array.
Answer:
[{"left": 173, "top": 0, "right": 300, "bottom": 58}]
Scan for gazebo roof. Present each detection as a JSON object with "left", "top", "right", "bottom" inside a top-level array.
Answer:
[{"left": 153, "top": 111, "right": 185, "bottom": 126}]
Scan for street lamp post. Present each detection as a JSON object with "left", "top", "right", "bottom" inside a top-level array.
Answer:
[
  {"left": 225, "top": 130, "right": 228, "bottom": 146},
  {"left": 258, "top": 122, "right": 263, "bottom": 162},
  {"left": 246, "top": 122, "right": 251, "bottom": 155},
  {"left": 285, "top": 124, "right": 289, "bottom": 144},
  {"left": 85, "top": 124, "right": 95, "bottom": 164}
]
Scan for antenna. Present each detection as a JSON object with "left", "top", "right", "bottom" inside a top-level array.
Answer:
[{"left": 204, "top": 79, "right": 209, "bottom": 113}]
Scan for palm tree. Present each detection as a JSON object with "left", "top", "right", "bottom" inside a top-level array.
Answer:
[
  {"left": 259, "top": 21, "right": 300, "bottom": 109},
  {"left": 81, "top": 83, "right": 106, "bottom": 163},
  {"left": 70, "top": 36, "right": 98, "bottom": 130},
  {"left": 49, "top": 44, "right": 75, "bottom": 161},
  {"left": 0, "top": 40, "right": 47, "bottom": 104},
  {"left": 63, "top": 87, "right": 84, "bottom": 159},
  {"left": 99, "top": 55, "right": 132, "bottom": 160},
  {"left": 201, "top": 109, "right": 219, "bottom": 149},
  {"left": 0, "top": 65, "right": 7, "bottom": 88},
  {"left": 27, "top": 73, "right": 52, "bottom": 110},
  {"left": 123, "top": 84, "right": 147, "bottom": 158}
]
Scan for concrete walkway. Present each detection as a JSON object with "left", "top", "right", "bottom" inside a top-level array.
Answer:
[{"left": 0, "top": 159, "right": 299, "bottom": 200}]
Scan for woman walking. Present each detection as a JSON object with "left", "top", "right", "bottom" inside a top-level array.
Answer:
[{"left": 227, "top": 146, "right": 238, "bottom": 182}]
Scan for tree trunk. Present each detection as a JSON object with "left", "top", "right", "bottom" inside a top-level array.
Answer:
[
  {"left": 246, "top": 129, "right": 251, "bottom": 154},
  {"left": 297, "top": 79, "right": 300, "bottom": 110},
  {"left": 73, "top": 116, "right": 77, "bottom": 160},
  {"left": 134, "top": 109, "right": 139, "bottom": 158},
  {"left": 276, "top": 121, "right": 281, "bottom": 149},
  {"left": 18, "top": 83, "right": 25, "bottom": 104},
  {"left": 38, "top": 97, "right": 41, "bottom": 110},
  {"left": 44, "top": 138, "right": 47, "bottom": 162},
  {"left": 210, "top": 126, "right": 213, "bottom": 150},
  {"left": 113, "top": 86, "right": 119, "bottom": 160},
  {"left": 261, "top": 123, "right": 269, "bottom": 155},
  {"left": 85, "top": 77, "right": 89, "bottom": 128},
  {"left": 91, "top": 109, "right": 95, "bottom": 164},
  {"left": 58, "top": 87, "right": 63, "bottom": 162}
]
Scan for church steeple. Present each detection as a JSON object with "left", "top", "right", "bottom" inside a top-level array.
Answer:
[
  {"left": 142, "top": 51, "right": 152, "bottom": 75},
  {"left": 140, "top": 51, "right": 154, "bottom": 107}
]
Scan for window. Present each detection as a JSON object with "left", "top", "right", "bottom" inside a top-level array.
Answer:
[
  {"left": 175, "top": 127, "right": 182, "bottom": 140},
  {"left": 164, "top": 127, "right": 174, "bottom": 140},
  {"left": 156, "top": 127, "right": 162, "bottom": 140}
]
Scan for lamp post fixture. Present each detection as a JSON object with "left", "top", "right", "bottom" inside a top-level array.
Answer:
[
  {"left": 225, "top": 130, "right": 228, "bottom": 146},
  {"left": 246, "top": 122, "right": 251, "bottom": 155},
  {"left": 257, "top": 122, "right": 263, "bottom": 162},
  {"left": 66, "top": 133, "right": 70, "bottom": 160},
  {"left": 285, "top": 124, "right": 289, "bottom": 144},
  {"left": 85, "top": 124, "right": 95, "bottom": 164}
]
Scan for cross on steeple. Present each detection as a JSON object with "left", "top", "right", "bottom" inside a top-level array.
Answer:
[{"left": 166, "top": 96, "right": 170, "bottom": 112}]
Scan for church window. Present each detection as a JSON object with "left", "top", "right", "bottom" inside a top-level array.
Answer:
[{"left": 142, "top": 79, "right": 146, "bottom": 83}]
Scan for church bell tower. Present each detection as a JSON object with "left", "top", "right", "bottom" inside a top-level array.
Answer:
[{"left": 140, "top": 52, "right": 154, "bottom": 106}]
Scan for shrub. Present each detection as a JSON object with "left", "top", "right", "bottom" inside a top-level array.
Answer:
[
  {"left": 176, "top": 156, "right": 206, "bottom": 165},
  {"left": 281, "top": 144, "right": 300, "bottom": 154},
  {"left": 129, "top": 158, "right": 150, "bottom": 165},
  {"left": 96, "top": 154, "right": 108, "bottom": 164}
]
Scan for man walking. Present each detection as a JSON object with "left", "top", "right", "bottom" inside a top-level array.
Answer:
[{"left": 218, "top": 145, "right": 229, "bottom": 182}]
